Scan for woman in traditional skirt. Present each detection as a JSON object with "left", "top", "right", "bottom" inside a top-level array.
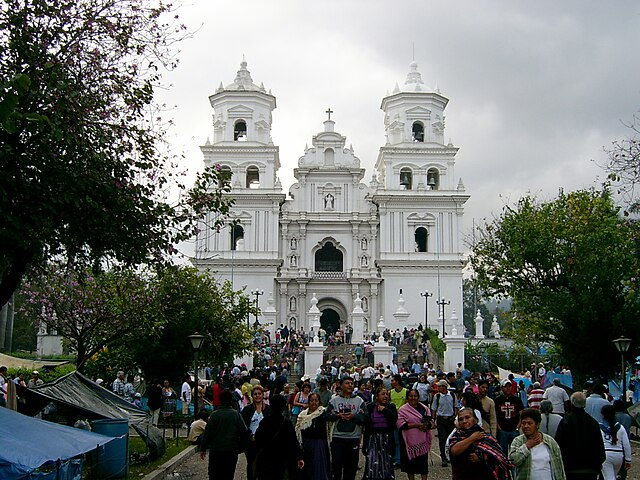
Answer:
[
  {"left": 295, "top": 392, "right": 331, "bottom": 480},
  {"left": 396, "top": 388, "right": 434, "bottom": 480},
  {"left": 362, "top": 386, "right": 398, "bottom": 480}
]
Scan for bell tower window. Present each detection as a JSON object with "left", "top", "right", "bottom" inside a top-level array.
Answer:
[
  {"left": 246, "top": 166, "right": 260, "bottom": 188},
  {"left": 231, "top": 224, "right": 244, "bottom": 250},
  {"left": 427, "top": 168, "right": 439, "bottom": 190},
  {"left": 415, "top": 227, "right": 428, "bottom": 252},
  {"left": 315, "top": 242, "right": 343, "bottom": 272},
  {"left": 234, "top": 120, "right": 247, "bottom": 141},
  {"left": 220, "top": 165, "right": 232, "bottom": 187},
  {"left": 400, "top": 168, "right": 413, "bottom": 190},
  {"left": 412, "top": 122, "right": 424, "bottom": 142}
]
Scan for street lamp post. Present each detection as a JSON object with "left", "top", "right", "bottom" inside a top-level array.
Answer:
[
  {"left": 187, "top": 333, "right": 205, "bottom": 418},
  {"left": 477, "top": 342, "right": 487, "bottom": 370},
  {"left": 250, "top": 289, "right": 264, "bottom": 327},
  {"left": 437, "top": 298, "right": 450, "bottom": 338},
  {"left": 612, "top": 336, "right": 632, "bottom": 404},
  {"left": 420, "top": 290, "right": 433, "bottom": 331}
]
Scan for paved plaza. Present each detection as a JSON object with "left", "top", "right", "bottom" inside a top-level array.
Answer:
[{"left": 162, "top": 434, "right": 639, "bottom": 479}]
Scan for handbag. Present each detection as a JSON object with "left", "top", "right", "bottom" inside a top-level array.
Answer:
[{"left": 291, "top": 405, "right": 302, "bottom": 415}]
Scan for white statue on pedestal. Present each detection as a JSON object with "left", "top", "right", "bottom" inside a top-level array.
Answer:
[{"left": 489, "top": 316, "right": 501, "bottom": 339}]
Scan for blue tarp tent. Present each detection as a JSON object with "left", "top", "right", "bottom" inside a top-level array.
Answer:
[{"left": 0, "top": 407, "right": 116, "bottom": 479}]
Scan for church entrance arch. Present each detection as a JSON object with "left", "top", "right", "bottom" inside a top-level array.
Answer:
[
  {"left": 317, "top": 297, "right": 348, "bottom": 337},
  {"left": 320, "top": 309, "right": 340, "bottom": 335}
]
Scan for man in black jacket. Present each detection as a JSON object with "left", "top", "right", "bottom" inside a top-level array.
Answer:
[
  {"left": 555, "top": 391, "right": 606, "bottom": 480},
  {"left": 199, "top": 390, "right": 250, "bottom": 480}
]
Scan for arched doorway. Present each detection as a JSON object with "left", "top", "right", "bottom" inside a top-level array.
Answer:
[{"left": 320, "top": 308, "right": 340, "bottom": 335}]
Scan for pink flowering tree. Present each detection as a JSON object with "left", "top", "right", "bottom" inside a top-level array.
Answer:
[
  {"left": 21, "top": 262, "right": 156, "bottom": 372},
  {"left": 0, "top": 0, "right": 233, "bottom": 307}
]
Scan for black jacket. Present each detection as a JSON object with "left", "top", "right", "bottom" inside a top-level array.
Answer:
[
  {"left": 241, "top": 403, "right": 272, "bottom": 429},
  {"left": 254, "top": 414, "right": 302, "bottom": 480},
  {"left": 555, "top": 408, "right": 606, "bottom": 474},
  {"left": 362, "top": 401, "right": 398, "bottom": 455}
]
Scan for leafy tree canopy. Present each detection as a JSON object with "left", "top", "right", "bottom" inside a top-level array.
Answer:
[
  {"left": 84, "top": 265, "right": 256, "bottom": 384},
  {"left": 0, "top": 0, "right": 232, "bottom": 307},
  {"left": 21, "top": 261, "right": 157, "bottom": 372},
  {"left": 21, "top": 263, "right": 256, "bottom": 382},
  {"left": 470, "top": 188, "right": 640, "bottom": 380}
]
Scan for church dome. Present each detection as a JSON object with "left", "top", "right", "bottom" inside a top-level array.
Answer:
[{"left": 222, "top": 59, "right": 266, "bottom": 93}]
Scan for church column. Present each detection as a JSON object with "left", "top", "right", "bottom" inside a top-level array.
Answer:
[{"left": 278, "top": 282, "right": 288, "bottom": 330}]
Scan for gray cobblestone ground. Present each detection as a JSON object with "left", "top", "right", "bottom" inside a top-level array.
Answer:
[{"left": 164, "top": 435, "right": 640, "bottom": 480}]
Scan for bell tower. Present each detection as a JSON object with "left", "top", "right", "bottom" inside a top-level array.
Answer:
[
  {"left": 372, "top": 61, "right": 469, "bottom": 336},
  {"left": 202, "top": 59, "right": 280, "bottom": 190},
  {"left": 194, "top": 60, "right": 285, "bottom": 301},
  {"left": 375, "top": 61, "right": 458, "bottom": 192}
]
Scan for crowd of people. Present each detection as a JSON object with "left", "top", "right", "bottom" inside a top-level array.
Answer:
[
  {"left": 3, "top": 334, "right": 636, "bottom": 480},
  {"left": 184, "top": 356, "right": 636, "bottom": 480}
]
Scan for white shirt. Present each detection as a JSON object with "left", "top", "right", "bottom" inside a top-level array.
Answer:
[
  {"left": 530, "top": 443, "right": 552, "bottom": 480},
  {"left": 181, "top": 381, "right": 191, "bottom": 403},
  {"left": 542, "top": 385, "right": 569, "bottom": 414}
]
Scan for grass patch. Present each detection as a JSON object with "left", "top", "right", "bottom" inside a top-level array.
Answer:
[{"left": 128, "top": 436, "right": 193, "bottom": 478}]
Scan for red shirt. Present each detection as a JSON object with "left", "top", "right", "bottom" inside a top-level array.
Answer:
[{"left": 212, "top": 383, "right": 222, "bottom": 406}]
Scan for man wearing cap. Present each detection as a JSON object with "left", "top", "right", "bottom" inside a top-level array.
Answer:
[
  {"left": 431, "top": 378, "right": 457, "bottom": 466},
  {"left": 537, "top": 362, "right": 546, "bottom": 379},
  {"left": 28, "top": 371, "right": 43, "bottom": 389},
  {"left": 494, "top": 379, "right": 523, "bottom": 454}
]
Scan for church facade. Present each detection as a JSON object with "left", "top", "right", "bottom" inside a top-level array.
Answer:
[{"left": 192, "top": 60, "right": 469, "bottom": 339}]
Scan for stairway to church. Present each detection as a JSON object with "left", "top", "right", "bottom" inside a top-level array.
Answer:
[{"left": 322, "top": 343, "right": 358, "bottom": 363}]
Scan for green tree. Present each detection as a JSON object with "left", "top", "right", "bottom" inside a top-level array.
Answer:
[
  {"left": 470, "top": 189, "right": 640, "bottom": 380},
  {"left": 462, "top": 278, "right": 492, "bottom": 335},
  {"left": 87, "top": 266, "right": 255, "bottom": 384},
  {"left": 0, "top": 0, "right": 233, "bottom": 307}
]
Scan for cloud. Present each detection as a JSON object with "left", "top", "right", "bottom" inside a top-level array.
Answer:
[{"left": 157, "top": 0, "right": 640, "bottom": 248}]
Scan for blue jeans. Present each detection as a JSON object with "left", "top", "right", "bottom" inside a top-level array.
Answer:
[{"left": 497, "top": 429, "right": 518, "bottom": 455}]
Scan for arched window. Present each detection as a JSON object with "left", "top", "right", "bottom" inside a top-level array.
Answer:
[
  {"left": 220, "top": 165, "right": 232, "bottom": 187},
  {"left": 230, "top": 224, "right": 244, "bottom": 251},
  {"left": 415, "top": 227, "right": 428, "bottom": 252},
  {"left": 427, "top": 168, "right": 439, "bottom": 190},
  {"left": 324, "top": 148, "right": 335, "bottom": 166},
  {"left": 400, "top": 168, "right": 413, "bottom": 190},
  {"left": 412, "top": 122, "right": 424, "bottom": 142},
  {"left": 246, "top": 166, "right": 260, "bottom": 188},
  {"left": 234, "top": 120, "right": 247, "bottom": 141},
  {"left": 315, "top": 242, "right": 343, "bottom": 272}
]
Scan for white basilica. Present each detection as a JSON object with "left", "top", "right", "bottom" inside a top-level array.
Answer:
[{"left": 192, "top": 60, "right": 469, "bottom": 341}]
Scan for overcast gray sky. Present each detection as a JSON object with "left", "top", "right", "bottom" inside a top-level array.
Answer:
[{"left": 157, "top": 1, "right": 640, "bottom": 255}]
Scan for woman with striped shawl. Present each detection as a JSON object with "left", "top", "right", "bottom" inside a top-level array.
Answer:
[{"left": 449, "top": 407, "right": 512, "bottom": 480}]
